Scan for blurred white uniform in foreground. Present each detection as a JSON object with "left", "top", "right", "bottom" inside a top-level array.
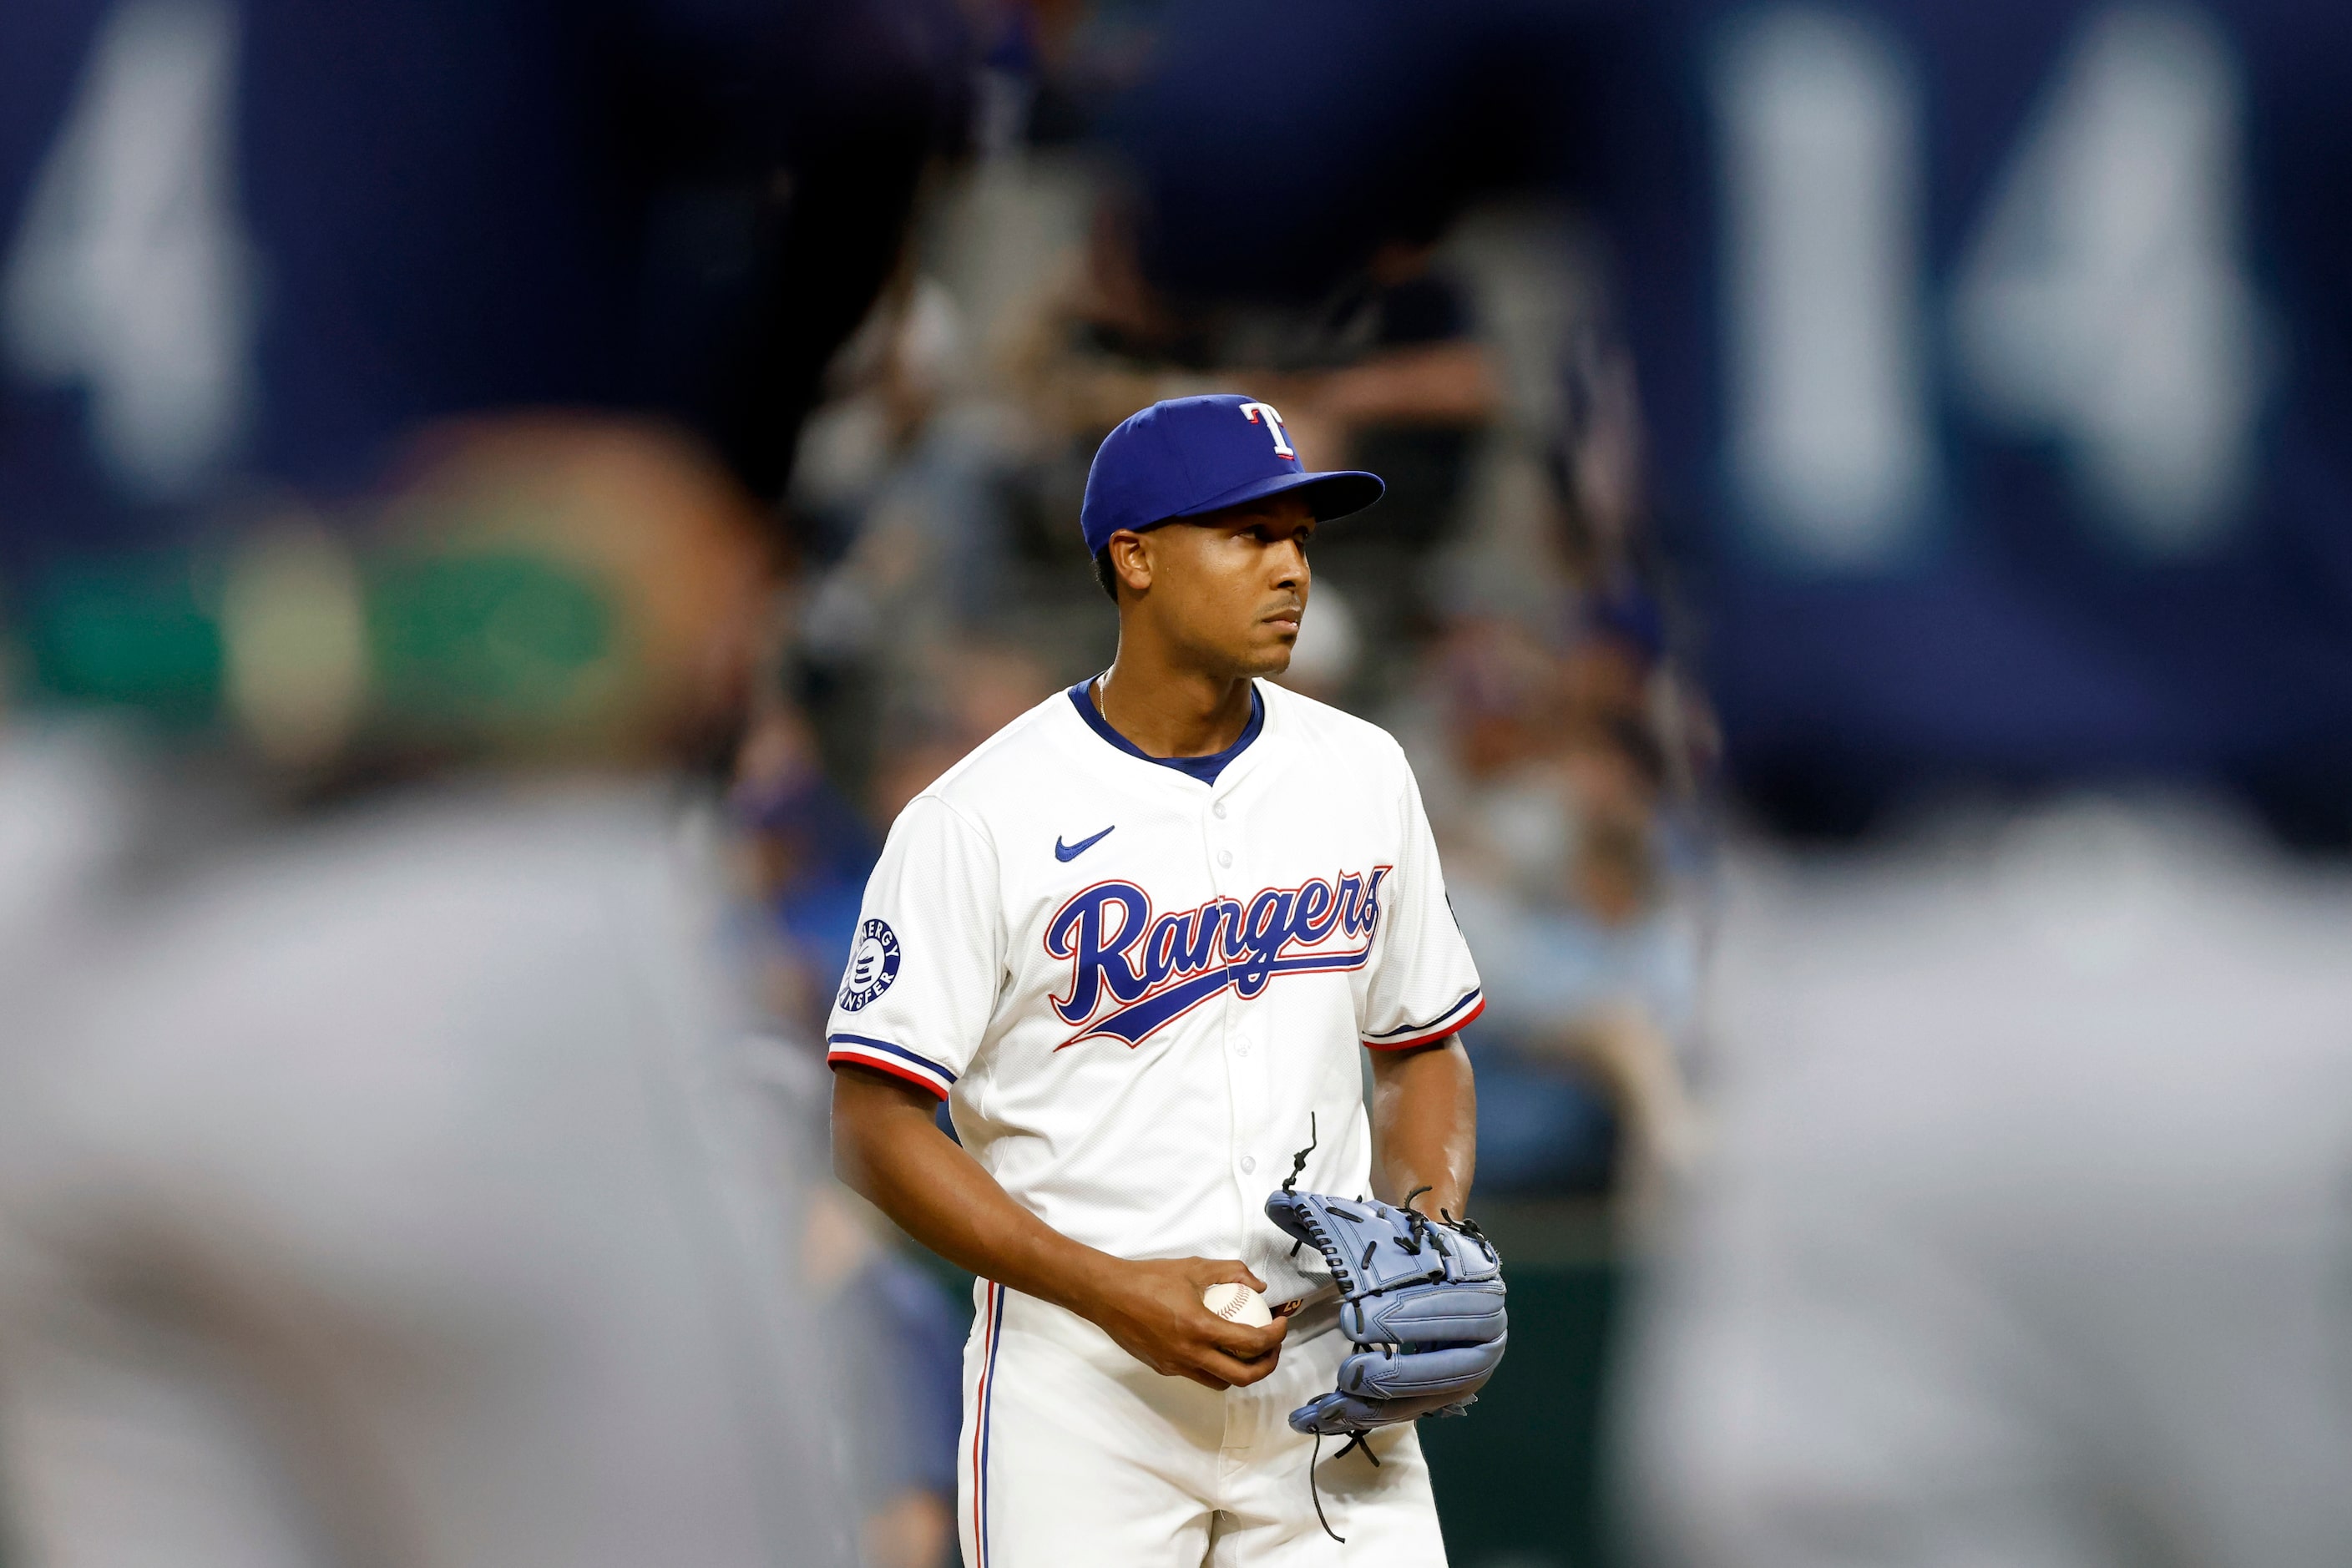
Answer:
[
  {"left": 1631, "top": 798, "right": 2352, "bottom": 1568},
  {"left": 0, "top": 731, "right": 852, "bottom": 1568}
]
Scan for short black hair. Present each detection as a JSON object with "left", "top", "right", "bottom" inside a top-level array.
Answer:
[{"left": 1091, "top": 545, "right": 1120, "bottom": 604}]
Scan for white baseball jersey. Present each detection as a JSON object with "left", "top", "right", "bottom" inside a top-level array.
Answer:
[{"left": 825, "top": 677, "right": 1483, "bottom": 1303}]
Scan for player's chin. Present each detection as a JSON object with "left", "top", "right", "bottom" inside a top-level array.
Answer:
[{"left": 1236, "top": 630, "right": 1298, "bottom": 678}]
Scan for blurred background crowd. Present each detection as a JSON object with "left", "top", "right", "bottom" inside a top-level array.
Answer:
[{"left": 4, "top": 0, "right": 2351, "bottom": 1565}]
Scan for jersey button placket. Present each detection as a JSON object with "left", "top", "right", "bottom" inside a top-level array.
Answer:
[
  {"left": 1206, "top": 795, "right": 1236, "bottom": 888},
  {"left": 1208, "top": 798, "right": 1264, "bottom": 1238}
]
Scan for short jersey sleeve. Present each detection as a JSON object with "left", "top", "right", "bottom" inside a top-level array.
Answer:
[
  {"left": 1358, "top": 759, "right": 1485, "bottom": 1050},
  {"left": 825, "top": 795, "right": 1004, "bottom": 1100}
]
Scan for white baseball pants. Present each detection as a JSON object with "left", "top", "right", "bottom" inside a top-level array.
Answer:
[{"left": 959, "top": 1283, "right": 1449, "bottom": 1566}]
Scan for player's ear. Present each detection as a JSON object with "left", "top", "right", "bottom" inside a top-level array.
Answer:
[{"left": 1107, "top": 529, "right": 1153, "bottom": 599}]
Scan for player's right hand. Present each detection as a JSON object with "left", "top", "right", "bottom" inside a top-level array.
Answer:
[{"left": 1079, "top": 1257, "right": 1287, "bottom": 1391}]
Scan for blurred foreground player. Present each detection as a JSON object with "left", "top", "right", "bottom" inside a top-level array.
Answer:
[
  {"left": 0, "top": 0, "right": 968, "bottom": 1562},
  {"left": 830, "top": 396, "right": 1505, "bottom": 1565},
  {"left": 1111, "top": 3, "right": 2352, "bottom": 1563},
  {"left": 0, "top": 423, "right": 859, "bottom": 1568}
]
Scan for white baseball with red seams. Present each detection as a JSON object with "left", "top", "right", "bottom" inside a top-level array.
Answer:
[
  {"left": 1203, "top": 1281, "right": 1274, "bottom": 1327},
  {"left": 827, "top": 675, "right": 1481, "bottom": 1566}
]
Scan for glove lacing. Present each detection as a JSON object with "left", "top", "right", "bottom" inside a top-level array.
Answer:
[
  {"left": 1282, "top": 1115, "right": 1318, "bottom": 1260},
  {"left": 1308, "top": 1428, "right": 1382, "bottom": 1545},
  {"left": 1279, "top": 1127, "right": 1500, "bottom": 1541},
  {"left": 1286, "top": 1124, "right": 1430, "bottom": 1543}
]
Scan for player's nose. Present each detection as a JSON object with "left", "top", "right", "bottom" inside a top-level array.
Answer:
[{"left": 1269, "top": 536, "right": 1309, "bottom": 589}]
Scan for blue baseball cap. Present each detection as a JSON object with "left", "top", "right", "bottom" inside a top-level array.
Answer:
[{"left": 1079, "top": 394, "right": 1384, "bottom": 556}]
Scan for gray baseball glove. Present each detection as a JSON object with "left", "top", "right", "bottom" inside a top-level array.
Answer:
[{"left": 1265, "top": 1183, "right": 1507, "bottom": 1436}]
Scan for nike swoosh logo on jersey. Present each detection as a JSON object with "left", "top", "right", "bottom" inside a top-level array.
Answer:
[{"left": 1055, "top": 825, "right": 1116, "bottom": 862}]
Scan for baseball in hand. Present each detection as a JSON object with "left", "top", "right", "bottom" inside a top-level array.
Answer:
[{"left": 1201, "top": 1282, "right": 1274, "bottom": 1327}]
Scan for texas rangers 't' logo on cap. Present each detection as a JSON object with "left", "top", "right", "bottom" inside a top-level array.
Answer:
[{"left": 1078, "top": 394, "right": 1385, "bottom": 556}]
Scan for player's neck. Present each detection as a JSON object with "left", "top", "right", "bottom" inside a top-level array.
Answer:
[{"left": 1092, "top": 652, "right": 1256, "bottom": 760}]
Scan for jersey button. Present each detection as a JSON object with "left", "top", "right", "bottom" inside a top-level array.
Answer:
[
  {"left": 1217, "top": 849, "right": 1233, "bottom": 867},
  {"left": 1240, "top": 1155, "right": 1257, "bottom": 1174},
  {"left": 1212, "top": 802, "right": 1228, "bottom": 819}
]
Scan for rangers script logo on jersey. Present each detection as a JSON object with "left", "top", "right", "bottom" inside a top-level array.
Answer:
[{"left": 1046, "top": 869, "right": 1389, "bottom": 1048}]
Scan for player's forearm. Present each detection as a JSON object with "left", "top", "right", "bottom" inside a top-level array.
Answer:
[
  {"left": 829, "top": 1069, "right": 1125, "bottom": 1316},
  {"left": 832, "top": 1067, "right": 1287, "bottom": 1388},
  {"left": 1367, "top": 1039, "right": 1478, "bottom": 1216}
]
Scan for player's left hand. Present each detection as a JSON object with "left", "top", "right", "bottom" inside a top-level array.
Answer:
[{"left": 1265, "top": 1187, "right": 1507, "bottom": 1434}]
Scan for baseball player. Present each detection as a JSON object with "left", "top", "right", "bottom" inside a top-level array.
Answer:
[{"left": 829, "top": 392, "right": 1508, "bottom": 1566}]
